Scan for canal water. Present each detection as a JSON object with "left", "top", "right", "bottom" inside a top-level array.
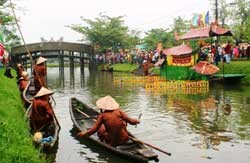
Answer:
[{"left": 46, "top": 67, "right": 250, "bottom": 163}]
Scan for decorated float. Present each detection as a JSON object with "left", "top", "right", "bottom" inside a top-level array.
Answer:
[{"left": 158, "top": 24, "right": 237, "bottom": 83}]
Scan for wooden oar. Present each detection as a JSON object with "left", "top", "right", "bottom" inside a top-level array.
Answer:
[{"left": 129, "top": 136, "right": 171, "bottom": 156}]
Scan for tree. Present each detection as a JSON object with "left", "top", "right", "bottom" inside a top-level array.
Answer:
[
  {"left": 143, "top": 28, "right": 169, "bottom": 50},
  {"left": 171, "top": 16, "right": 190, "bottom": 35},
  {"left": 0, "top": 0, "right": 21, "bottom": 50},
  {"left": 125, "top": 29, "right": 141, "bottom": 49},
  {"left": 68, "top": 13, "right": 131, "bottom": 52},
  {"left": 231, "top": 0, "right": 250, "bottom": 42}
]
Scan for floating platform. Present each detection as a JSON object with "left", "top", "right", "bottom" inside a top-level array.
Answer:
[{"left": 210, "top": 74, "right": 245, "bottom": 83}]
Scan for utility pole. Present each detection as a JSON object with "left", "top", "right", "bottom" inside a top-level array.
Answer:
[{"left": 215, "top": 0, "right": 218, "bottom": 23}]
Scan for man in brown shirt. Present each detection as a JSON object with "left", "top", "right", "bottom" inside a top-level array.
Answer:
[{"left": 78, "top": 95, "right": 140, "bottom": 146}]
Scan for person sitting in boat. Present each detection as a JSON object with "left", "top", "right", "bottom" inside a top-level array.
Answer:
[
  {"left": 30, "top": 87, "right": 54, "bottom": 132},
  {"left": 16, "top": 63, "right": 25, "bottom": 79},
  {"left": 17, "top": 71, "right": 29, "bottom": 92},
  {"left": 78, "top": 95, "right": 140, "bottom": 147},
  {"left": 33, "top": 56, "right": 47, "bottom": 91}
]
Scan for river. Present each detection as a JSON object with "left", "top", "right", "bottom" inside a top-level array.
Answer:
[{"left": 46, "top": 67, "right": 250, "bottom": 163}]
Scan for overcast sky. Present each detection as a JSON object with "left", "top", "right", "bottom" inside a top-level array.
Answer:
[{"left": 13, "top": 0, "right": 211, "bottom": 43}]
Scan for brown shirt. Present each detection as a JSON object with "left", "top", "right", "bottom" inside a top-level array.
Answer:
[
  {"left": 19, "top": 80, "right": 28, "bottom": 92},
  {"left": 31, "top": 97, "right": 53, "bottom": 130},
  {"left": 34, "top": 64, "right": 46, "bottom": 89},
  {"left": 86, "top": 109, "right": 139, "bottom": 146}
]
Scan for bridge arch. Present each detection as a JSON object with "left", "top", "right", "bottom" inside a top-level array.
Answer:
[{"left": 10, "top": 41, "right": 95, "bottom": 68}]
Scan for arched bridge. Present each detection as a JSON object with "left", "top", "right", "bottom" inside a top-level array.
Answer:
[{"left": 11, "top": 41, "right": 95, "bottom": 68}]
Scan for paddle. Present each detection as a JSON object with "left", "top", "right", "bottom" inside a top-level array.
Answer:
[
  {"left": 129, "top": 136, "right": 171, "bottom": 156},
  {"left": 135, "top": 113, "right": 142, "bottom": 128}
]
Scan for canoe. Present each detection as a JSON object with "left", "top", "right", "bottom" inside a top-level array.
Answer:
[
  {"left": 22, "top": 77, "right": 37, "bottom": 105},
  {"left": 69, "top": 97, "right": 159, "bottom": 162},
  {"left": 26, "top": 102, "right": 60, "bottom": 150}
]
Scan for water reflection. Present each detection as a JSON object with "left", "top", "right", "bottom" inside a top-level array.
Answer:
[{"left": 46, "top": 67, "right": 250, "bottom": 163}]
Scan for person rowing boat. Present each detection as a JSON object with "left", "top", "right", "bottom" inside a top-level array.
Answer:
[{"left": 78, "top": 95, "right": 140, "bottom": 147}]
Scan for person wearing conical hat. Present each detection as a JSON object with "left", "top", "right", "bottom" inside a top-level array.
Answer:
[
  {"left": 30, "top": 87, "right": 54, "bottom": 132},
  {"left": 33, "top": 56, "right": 47, "bottom": 91},
  {"left": 78, "top": 95, "right": 140, "bottom": 147}
]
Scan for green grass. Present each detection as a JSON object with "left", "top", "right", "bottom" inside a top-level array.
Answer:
[
  {"left": 217, "top": 61, "right": 250, "bottom": 85},
  {"left": 149, "top": 67, "right": 160, "bottom": 75},
  {"left": 102, "top": 63, "right": 138, "bottom": 72},
  {"left": 0, "top": 68, "right": 45, "bottom": 163}
]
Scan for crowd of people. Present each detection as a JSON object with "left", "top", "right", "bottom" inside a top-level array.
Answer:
[
  {"left": 94, "top": 42, "right": 250, "bottom": 70},
  {"left": 94, "top": 49, "right": 166, "bottom": 66},
  {"left": 198, "top": 42, "right": 250, "bottom": 65}
]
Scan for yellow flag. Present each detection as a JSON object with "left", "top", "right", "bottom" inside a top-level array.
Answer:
[{"left": 202, "top": 12, "right": 206, "bottom": 26}]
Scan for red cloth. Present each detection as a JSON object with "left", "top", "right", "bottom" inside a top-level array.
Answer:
[
  {"left": 19, "top": 80, "right": 28, "bottom": 92},
  {"left": 34, "top": 64, "right": 46, "bottom": 77},
  {"left": 31, "top": 97, "right": 53, "bottom": 131},
  {"left": 85, "top": 109, "right": 139, "bottom": 146},
  {"left": 34, "top": 64, "right": 46, "bottom": 90},
  {"left": 225, "top": 44, "right": 231, "bottom": 54},
  {"left": 0, "top": 43, "right": 4, "bottom": 56}
]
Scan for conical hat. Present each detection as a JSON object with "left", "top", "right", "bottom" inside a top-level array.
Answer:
[
  {"left": 96, "top": 95, "right": 119, "bottom": 110},
  {"left": 36, "top": 56, "right": 47, "bottom": 65},
  {"left": 34, "top": 87, "right": 53, "bottom": 98}
]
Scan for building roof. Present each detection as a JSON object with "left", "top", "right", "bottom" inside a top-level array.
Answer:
[
  {"left": 163, "top": 44, "right": 193, "bottom": 56},
  {"left": 179, "top": 25, "right": 232, "bottom": 40}
]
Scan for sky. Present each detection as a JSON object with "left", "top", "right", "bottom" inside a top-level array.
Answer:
[{"left": 13, "top": 0, "right": 211, "bottom": 43}]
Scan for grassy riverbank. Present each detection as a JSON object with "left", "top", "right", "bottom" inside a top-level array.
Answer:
[
  {"left": 217, "top": 61, "right": 250, "bottom": 85},
  {"left": 0, "top": 68, "right": 45, "bottom": 163}
]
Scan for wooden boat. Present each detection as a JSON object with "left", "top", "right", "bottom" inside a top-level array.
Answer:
[
  {"left": 22, "top": 76, "right": 37, "bottom": 105},
  {"left": 26, "top": 102, "right": 60, "bottom": 150},
  {"left": 69, "top": 97, "right": 159, "bottom": 162}
]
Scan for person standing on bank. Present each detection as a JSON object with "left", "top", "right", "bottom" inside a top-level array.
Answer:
[
  {"left": 34, "top": 56, "right": 47, "bottom": 91},
  {"left": 224, "top": 41, "right": 231, "bottom": 63},
  {"left": 78, "top": 95, "right": 140, "bottom": 147}
]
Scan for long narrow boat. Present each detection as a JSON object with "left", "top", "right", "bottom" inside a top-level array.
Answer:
[
  {"left": 26, "top": 102, "right": 60, "bottom": 150},
  {"left": 69, "top": 97, "right": 159, "bottom": 162}
]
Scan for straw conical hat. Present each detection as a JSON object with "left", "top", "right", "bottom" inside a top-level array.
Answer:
[
  {"left": 34, "top": 87, "right": 53, "bottom": 98},
  {"left": 21, "top": 71, "right": 28, "bottom": 77},
  {"left": 36, "top": 56, "right": 47, "bottom": 65},
  {"left": 96, "top": 95, "right": 119, "bottom": 110}
]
